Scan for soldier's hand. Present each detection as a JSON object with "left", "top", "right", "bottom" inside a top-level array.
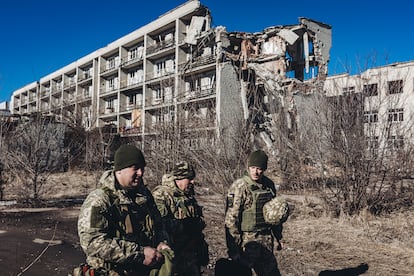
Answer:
[
  {"left": 143, "top": 246, "right": 163, "bottom": 266},
  {"left": 157, "top": 242, "right": 170, "bottom": 251}
]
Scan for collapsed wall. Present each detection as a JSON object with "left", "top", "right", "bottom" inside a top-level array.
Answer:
[{"left": 216, "top": 18, "right": 332, "bottom": 151}]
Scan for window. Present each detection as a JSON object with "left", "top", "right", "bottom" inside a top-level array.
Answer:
[
  {"left": 154, "top": 61, "right": 164, "bottom": 77},
  {"left": 128, "top": 46, "right": 144, "bottom": 61},
  {"left": 152, "top": 87, "right": 163, "bottom": 104},
  {"left": 128, "top": 71, "right": 137, "bottom": 85},
  {"left": 342, "top": 86, "right": 355, "bottom": 93},
  {"left": 128, "top": 69, "right": 143, "bottom": 85},
  {"left": 106, "top": 100, "right": 114, "bottom": 109},
  {"left": 387, "top": 135, "right": 404, "bottom": 149},
  {"left": 201, "top": 75, "right": 215, "bottom": 90},
  {"left": 167, "top": 108, "right": 175, "bottom": 122},
  {"left": 83, "top": 68, "right": 92, "bottom": 79},
  {"left": 388, "top": 80, "right": 403, "bottom": 94},
  {"left": 363, "top": 110, "right": 378, "bottom": 123},
  {"left": 165, "top": 59, "right": 175, "bottom": 73},
  {"left": 164, "top": 86, "right": 173, "bottom": 103},
  {"left": 363, "top": 83, "right": 378, "bottom": 96},
  {"left": 82, "top": 106, "right": 92, "bottom": 128},
  {"left": 368, "top": 136, "right": 379, "bottom": 150},
  {"left": 156, "top": 112, "right": 164, "bottom": 123},
  {"left": 106, "top": 56, "right": 119, "bottom": 70},
  {"left": 129, "top": 47, "right": 138, "bottom": 60},
  {"left": 68, "top": 76, "right": 76, "bottom": 85},
  {"left": 154, "top": 57, "right": 175, "bottom": 77},
  {"left": 106, "top": 77, "right": 118, "bottom": 91},
  {"left": 128, "top": 94, "right": 137, "bottom": 105},
  {"left": 388, "top": 108, "right": 404, "bottom": 122},
  {"left": 56, "top": 80, "right": 63, "bottom": 90},
  {"left": 83, "top": 86, "right": 91, "bottom": 97},
  {"left": 165, "top": 33, "right": 173, "bottom": 41}
]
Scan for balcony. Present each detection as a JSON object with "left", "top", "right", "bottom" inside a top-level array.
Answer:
[
  {"left": 104, "top": 107, "right": 114, "bottom": 115},
  {"left": 78, "top": 74, "right": 93, "bottom": 86},
  {"left": 146, "top": 39, "right": 175, "bottom": 55},
  {"left": 119, "top": 126, "right": 142, "bottom": 137},
  {"left": 120, "top": 79, "right": 143, "bottom": 90},
  {"left": 64, "top": 81, "right": 76, "bottom": 90},
  {"left": 100, "top": 86, "right": 118, "bottom": 97},
  {"left": 121, "top": 56, "right": 143, "bottom": 69},
  {"left": 40, "top": 90, "right": 50, "bottom": 99},
  {"left": 77, "top": 93, "right": 92, "bottom": 103},
  {"left": 146, "top": 69, "right": 175, "bottom": 82},
  {"left": 184, "top": 87, "right": 216, "bottom": 100}
]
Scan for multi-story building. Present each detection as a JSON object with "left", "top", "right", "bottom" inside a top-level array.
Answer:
[
  {"left": 10, "top": 0, "right": 332, "bottom": 152},
  {"left": 323, "top": 61, "right": 414, "bottom": 152}
]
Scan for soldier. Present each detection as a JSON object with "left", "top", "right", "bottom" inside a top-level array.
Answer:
[
  {"left": 77, "top": 144, "right": 172, "bottom": 276},
  {"left": 224, "top": 150, "right": 289, "bottom": 276},
  {"left": 152, "top": 161, "right": 209, "bottom": 276}
]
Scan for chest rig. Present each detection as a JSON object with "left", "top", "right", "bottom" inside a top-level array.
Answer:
[
  {"left": 102, "top": 187, "right": 156, "bottom": 247},
  {"left": 172, "top": 191, "right": 201, "bottom": 219},
  {"left": 240, "top": 175, "right": 275, "bottom": 232}
]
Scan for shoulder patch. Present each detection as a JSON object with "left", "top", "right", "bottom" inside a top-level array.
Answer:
[
  {"left": 90, "top": 206, "right": 106, "bottom": 228},
  {"left": 226, "top": 193, "right": 235, "bottom": 208}
]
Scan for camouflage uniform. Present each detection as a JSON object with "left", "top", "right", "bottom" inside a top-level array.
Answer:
[
  {"left": 152, "top": 163, "right": 208, "bottom": 276},
  {"left": 78, "top": 170, "right": 169, "bottom": 275},
  {"left": 224, "top": 172, "right": 282, "bottom": 276}
]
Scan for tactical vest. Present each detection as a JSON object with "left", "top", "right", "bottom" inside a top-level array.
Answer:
[
  {"left": 240, "top": 176, "right": 274, "bottom": 232},
  {"left": 102, "top": 186, "right": 156, "bottom": 246},
  {"left": 172, "top": 191, "right": 200, "bottom": 219}
]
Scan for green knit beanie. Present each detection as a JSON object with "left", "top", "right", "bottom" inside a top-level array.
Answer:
[
  {"left": 114, "top": 144, "right": 146, "bottom": 171},
  {"left": 247, "top": 150, "right": 268, "bottom": 170}
]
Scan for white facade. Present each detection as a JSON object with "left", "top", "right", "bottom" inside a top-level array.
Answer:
[{"left": 324, "top": 61, "right": 414, "bottom": 151}]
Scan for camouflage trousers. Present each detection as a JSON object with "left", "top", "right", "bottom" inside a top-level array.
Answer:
[{"left": 241, "top": 232, "right": 281, "bottom": 276}]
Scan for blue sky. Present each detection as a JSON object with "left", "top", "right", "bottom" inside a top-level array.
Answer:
[{"left": 0, "top": 0, "right": 412, "bottom": 103}]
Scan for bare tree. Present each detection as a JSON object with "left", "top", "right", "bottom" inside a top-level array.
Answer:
[
  {"left": 130, "top": 99, "right": 254, "bottom": 195},
  {"left": 286, "top": 68, "right": 414, "bottom": 215},
  {"left": 2, "top": 113, "right": 75, "bottom": 203}
]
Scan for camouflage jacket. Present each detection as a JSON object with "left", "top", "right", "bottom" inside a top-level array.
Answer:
[
  {"left": 78, "top": 170, "right": 168, "bottom": 270},
  {"left": 152, "top": 173, "right": 205, "bottom": 250},
  {"left": 224, "top": 172, "right": 277, "bottom": 255}
]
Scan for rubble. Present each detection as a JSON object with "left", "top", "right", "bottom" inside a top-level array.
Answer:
[{"left": 215, "top": 17, "right": 332, "bottom": 149}]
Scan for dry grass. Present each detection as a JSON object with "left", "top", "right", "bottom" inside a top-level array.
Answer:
[{"left": 278, "top": 194, "right": 414, "bottom": 275}]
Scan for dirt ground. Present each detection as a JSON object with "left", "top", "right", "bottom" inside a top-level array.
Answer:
[
  {"left": 0, "top": 206, "right": 84, "bottom": 275},
  {"left": 1, "top": 174, "right": 414, "bottom": 275}
]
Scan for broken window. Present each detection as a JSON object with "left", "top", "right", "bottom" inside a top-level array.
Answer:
[{"left": 185, "top": 16, "right": 207, "bottom": 45}]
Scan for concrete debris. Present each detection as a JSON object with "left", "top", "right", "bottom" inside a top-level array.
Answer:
[{"left": 192, "top": 16, "right": 331, "bottom": 150}]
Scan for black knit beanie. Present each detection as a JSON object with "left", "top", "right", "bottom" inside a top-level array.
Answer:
[
  {"left": 114, "top": 144, "right": 146, "bottom": 171},
  {"left": 247, "top": 150, "right": 268, "bottom": 170}
]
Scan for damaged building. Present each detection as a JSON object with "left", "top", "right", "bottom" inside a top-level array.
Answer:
[{"left": 10, "top": 0, "right": 331, "bottom": 158}]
